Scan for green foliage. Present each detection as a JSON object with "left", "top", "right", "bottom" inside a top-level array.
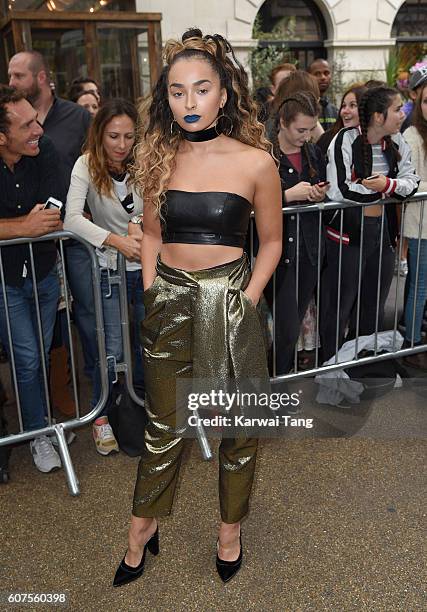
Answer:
[
  {"left": 249, "top": 15, "right": 295, "bottom": 91},
  {"left": 385, "top": 48, "right": 412, "bottom": 86},
  {"left": 252, "top": 13, "right": 297, "bottom": 41},
  {"left": 249, "top": 45, "right": 294, "bottom": 91},
  {"left": 329, "top": 51, "right": 347, "bottom": 106}
]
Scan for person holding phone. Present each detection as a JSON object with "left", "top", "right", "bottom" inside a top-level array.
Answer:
[
  {"left": 0, "top": 86, "right": 65, "bottom": 473},
  {"left": 322, "top": 86, "right": 419, "bottom": 361},
  {"left": 64, "top": 99, "right": 144, "bottom": 456},
  {"left": 264, "top": 91, "right": 329, "bottom": 374}
]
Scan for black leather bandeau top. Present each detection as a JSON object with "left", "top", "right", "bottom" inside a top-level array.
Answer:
[{"left": 161, "top": 190, "right": 252, "bottom": 248}]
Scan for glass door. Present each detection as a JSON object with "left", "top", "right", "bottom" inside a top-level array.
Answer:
[
  {"left": 1, "top": 13, "right": 161, "bottom": 101},
  {"left": 31, "top": 27, "right": 87, "bottom": 97},
  {"left": 97, "top": 25, "right": 149, "bottom": 100}
]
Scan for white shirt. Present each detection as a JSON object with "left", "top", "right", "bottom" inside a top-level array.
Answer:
[{"left": 64, "top": 154, "right": 143, "bottom": 270}]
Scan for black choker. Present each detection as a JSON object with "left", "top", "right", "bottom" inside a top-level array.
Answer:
[{"left": 180, "top": 125, "right": 219, "bottom": 142}]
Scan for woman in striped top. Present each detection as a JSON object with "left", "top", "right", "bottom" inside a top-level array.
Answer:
[{"left": 321, "top": 87, "right": 419, "bottom": 361}]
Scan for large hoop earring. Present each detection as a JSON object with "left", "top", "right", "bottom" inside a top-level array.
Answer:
[
  {"left": 215, "top": 108, "right": 233, "bottom": 137},
  {"left": 170, "top": 118, "right": 179, "bottom": 136}
]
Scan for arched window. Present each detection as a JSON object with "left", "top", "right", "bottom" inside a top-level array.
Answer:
[
  {"left": 392, "top": 0, "right": 427, "bottom": 69},
  {"left": 392, "top": 0, "right": 427, "bottom": 38},
  {"left": 254, "top": 0, "right": 328, "bottom": 69}
]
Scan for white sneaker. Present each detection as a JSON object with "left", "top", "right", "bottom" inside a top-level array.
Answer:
[
  {"left": 399, "top": 259, "right": 408, "bottom": 277},
  {"left": 30, "top": 435, "right": 62, "bottom": 473},
  {"left": 394, "top": 259, "right": 408, "bottom": 277},
  {"left": 93, "top": 419, "right": 119, "bottom": 456}
]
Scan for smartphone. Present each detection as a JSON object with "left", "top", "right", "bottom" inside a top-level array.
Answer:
[
  {"left": 44, "top": 197, "right": 63, "bottom": 211},
  {"left": 365, "top": 174, "right": 380, "bottom": 180},
  {"left": 317, "top": 181, "right": 330, "bottom": 187}
]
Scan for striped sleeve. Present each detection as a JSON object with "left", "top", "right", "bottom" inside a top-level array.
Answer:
[
  {"left": 326, "top": 129, "right": 381, "bottom": 204},
  {"left": 390, "top": 132, "right": 420, "bottom": 200}
]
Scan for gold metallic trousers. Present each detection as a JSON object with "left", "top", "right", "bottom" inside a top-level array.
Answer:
[{"left": 132, "top": 255, "right": 269, "bottom": 523}]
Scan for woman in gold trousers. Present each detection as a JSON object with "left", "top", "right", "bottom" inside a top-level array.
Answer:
[
  {"left": 133, "top": 254, "right": 269, "bottom": 523},
  {"left": 113, "top": 28, "right": 282, "bottom": 586}
]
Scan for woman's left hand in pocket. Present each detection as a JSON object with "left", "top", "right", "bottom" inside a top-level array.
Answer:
[{"left": 243, "top": 288, "right": 260, "bottom": 307}]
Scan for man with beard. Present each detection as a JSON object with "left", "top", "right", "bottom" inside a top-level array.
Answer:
[
  {"left": 8, "top": 52, "right": 91, "bottom": 186},
  {"left": 308, "top": 58, "right": 338, "bottom": 130},
  {"left": 8, "top": 51, "right": 98, "bottom": 404}
]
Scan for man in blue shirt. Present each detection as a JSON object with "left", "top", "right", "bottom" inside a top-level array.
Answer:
[{"left": 0, "top": 86, "right": 64, "bottom": 472}]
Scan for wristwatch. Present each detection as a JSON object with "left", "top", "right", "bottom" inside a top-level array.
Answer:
[{"left": 130, "top": 214, "right": 143, "bottom": 225}]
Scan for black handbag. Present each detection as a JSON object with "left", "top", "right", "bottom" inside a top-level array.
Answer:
[{"left": 107, "top": 382, "right": 148, "bottom": 457}]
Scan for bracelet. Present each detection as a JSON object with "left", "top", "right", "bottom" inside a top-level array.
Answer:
[{"left": 130, "top": 214, "right": 143, "bottom": 225}]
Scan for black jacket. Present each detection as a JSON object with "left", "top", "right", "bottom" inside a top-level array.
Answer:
[
  {"left": 279, "top": 143, "right": 326, "bottom": 266},
  {"left": 43, "top": 97, "right": 91, "bottom": 190},
  {"left": 326, "top": 127, "right": 419, "bottom": 246},
  {"left": 318, "top": 97, "right": 338, "bottom": 130}
]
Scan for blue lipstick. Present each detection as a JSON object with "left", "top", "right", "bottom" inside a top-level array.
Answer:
[{"left": 184, "top": 115, "right": 201, "bottom": 123}]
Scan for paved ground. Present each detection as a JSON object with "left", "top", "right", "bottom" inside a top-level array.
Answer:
[
  {"left": 1, "top": 380, "right": 426, "bottom": 611},
  {"left": 0, "top": 271, "right": 426, "bottom": 611}
]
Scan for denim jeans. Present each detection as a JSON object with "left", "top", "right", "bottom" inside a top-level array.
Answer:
[
  {"left": 65, "top": 241, "right": 98, "bottom": 379},
  {"left": 404, "top": 238, "right": 427, "bottom": 344},
  {"left": 92, "top": 268, "right": 145, "bottom": 414},
  {"left": 0, "top": 269, "right": 59, "bottom": 431}
]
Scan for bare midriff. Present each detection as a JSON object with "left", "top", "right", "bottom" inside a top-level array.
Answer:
[
  {"left": 160, "top": 243, "right": 244, "bottom": 271},
  {"left": 364, "top": 204, "right": 383, "bottom": 217}
]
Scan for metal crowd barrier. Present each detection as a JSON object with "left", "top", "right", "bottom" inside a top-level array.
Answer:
[
  {"left": 0, "top": 193, "right": 426, "bottom": 486},
  {"left": 256, "top": 191, "right": 427, "bottom": 382},
  {"left": 0, "top": 232, "right": 109, "bottom": 495}
]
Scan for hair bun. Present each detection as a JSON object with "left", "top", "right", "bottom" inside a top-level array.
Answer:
[{"left": 182, "top": 28, "right": 203, "bottom": 42}]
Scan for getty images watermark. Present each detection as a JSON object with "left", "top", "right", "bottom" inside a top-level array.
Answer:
[
  {"left": 175, "top": 380, "right": 314, "bottom": 437},
  {"left": 177, "top": 375, "right": 427, "bottom": 440}
]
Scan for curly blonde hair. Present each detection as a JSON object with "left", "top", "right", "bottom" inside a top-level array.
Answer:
[{"left": 133, "top": 28, "right": 271, "bottom": 216}]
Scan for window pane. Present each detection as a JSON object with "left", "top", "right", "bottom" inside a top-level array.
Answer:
[
  {"left": 97, "top": 26, "right": 149, "bottom": 100},
  {"left": 392, "top": 0, "right": 427, "bottom": 38},
  {"left": 255, "top": 0, "right": 326, "bottom": 42},
  {"left": 32, "top": 28, "right": 87, "bottom": 97}
]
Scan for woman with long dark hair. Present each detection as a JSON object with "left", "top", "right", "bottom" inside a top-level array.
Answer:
[
  {"left": 113, "top": 28, "right": 282, "bottom": 586},
  {"left": 322, "top": 86, "right": 419, "bottom": 361},
  {"left": 317, "top": 83, "right": 367, "bottom": 155},
  {"left": 266, "top": 70, "right": 323, "bottom": 143},
  {"left": 65, "top": 99, "right": 144, "bottom": 455},
  {"left": 264, "top": 91, "right": 329, "bottom": 374}
]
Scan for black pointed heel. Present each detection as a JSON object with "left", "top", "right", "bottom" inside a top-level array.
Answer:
[
  {"left": 146, "top": 527, "right": 159, "bottom": 555},
  {"left": 113, "top": 526, "right": 159, "bottom": 587},
  {"left": 216, "top": 534, "right": 242, "bottom": 583}
]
